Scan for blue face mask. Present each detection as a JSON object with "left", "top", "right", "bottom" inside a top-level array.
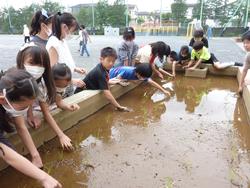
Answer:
[{"left": 2, "top": 89, "right": 29, "bottom": 117}]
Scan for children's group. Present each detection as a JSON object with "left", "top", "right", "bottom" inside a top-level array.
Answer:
[{"left": 0, "top": 8, "right": 249, "bottom": 188}]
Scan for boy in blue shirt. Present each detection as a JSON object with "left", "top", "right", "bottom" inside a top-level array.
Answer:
[{"left": 109, "top": 63, "right": 170, "bottom": 96}]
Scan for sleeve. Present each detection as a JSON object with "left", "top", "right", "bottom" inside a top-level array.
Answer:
[
  {"left": 244, "top": 53, "right": 250, "bottom": 71},
  {"left": 189, "top": 38, "right": 194, "bottom": 47},
  {"left": 118, "top": 42, "right": 129, "bottom": 61},
  {"left": 117, "top": 70, "right": 126, "bottom": 79},
  {"left": 132, "top": 43, "right": 139, "bottom": 59},
  {"left": 203, "top": 38, "right": 209, "bottom": 48},
  {"left": 191, "top": 50, "right": 195, "bottom": 60},
  {"left": 46, "top": 36, "right": 59, "bottom": 52}
]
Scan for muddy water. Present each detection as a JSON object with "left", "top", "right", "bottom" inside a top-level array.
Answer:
[{"left": 1, "top": 75, "right": 250, "bottom": 188}]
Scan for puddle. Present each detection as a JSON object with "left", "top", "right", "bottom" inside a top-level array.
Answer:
[{"left": 0, "top": 75, "right": 250, "bottom": 188}]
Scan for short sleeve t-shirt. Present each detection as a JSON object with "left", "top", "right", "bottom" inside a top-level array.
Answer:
[
  {"left": 46, "top": 36, "right": 76, "bottom": 73},
  {"left": 243, "top": 52, "right": 250, "bottom": 71},
  {"left": 109, "top": 66, "right": 137, "bottom": 80},
  {"left": 109, "top": 66, "right": 149, "bottom": 81},
  {"left": 189, "top": 37, "right": 209, "bottom": 48},
  {"left": 117, "top": 41, "right": 139, "bottom": 66},
  {"left": 0, "top": 106, "right": 14, "bottom": 148},
  {"left": 75, "top": 63, "right": 109, "bottom": 93},
  {"left": 31, "top": 35, "right": 47, "bottom": 47},
  {"left": 178, "top": 47, "right": 192, "bottom": 62},
  {"left": 191, "top": 47, "right": 211, "bottom": 61},
  {"left": 136, "top": 45, "right": 153, "bottom": 63}
]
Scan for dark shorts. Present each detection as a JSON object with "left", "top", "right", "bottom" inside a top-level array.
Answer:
[
  {"left": 202, "top": 53, "right": 219, "bottom": 64},
  {"left": 0, "top": 131, "right": 13, "bottom": 149}
]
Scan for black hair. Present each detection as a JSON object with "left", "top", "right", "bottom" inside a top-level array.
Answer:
[
  {"left": 193, "top": 29, "right": 204, "bottom": 38},
  {"left": 242, "top": 31, "right": 250, "bottom": 41},
  {"left": 101, "top": 47, "right": 117, "bottom": 59},
  {"left": 0, "top": 68, "right": 39, "bottom": 102},
  {"left": 52, "top": 12, "right": 79, "bottom": 40},
  {"left": 180, "top": 45, "right": 189, "bottom": 55},
  {"left": 16, "top": 45, "right": 56, "bottom": 103},
  {"left": 80, "top": 25, "right": 85, "bottom": 29},
  {"left": 30, "top": 10, "right": 52, "bottom": 36},
  {"left": 150, "top": 41, "right": 171, "bottom": 62},
  {"left": 135, "top": 63, "right": 153, "bottom": 78},
  {"left": 193, "top": 41, "right": 204, "bottom": 51},
  {"left": 169, "top": 51, "right": 178, "bottom": 61},
  {"left": 123, "top": 27, "right": 135, "bottom": 41},
  {"left": 52, "top": 63, "right": 72, "bottom": 82}
]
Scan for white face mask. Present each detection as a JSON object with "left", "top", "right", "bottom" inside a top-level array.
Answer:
[
  {"left": 56, "top": 86, "right": 67, "bottom": 94},
  {"left": 24, "top": 65, "right": 45, "bottom": 80},
  {"left": 2, "top": 89, "right": 29, "bottom": 117},
  {"left": 46, "top": 28, "right": 52, "bottom": 37}
]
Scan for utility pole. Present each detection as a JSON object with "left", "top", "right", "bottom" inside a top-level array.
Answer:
[
  {"left": 160, "top": 0, "right": 162, "bottom": 27},
  {"left": 244, "top": 0, "right": 250, "bottom": 28},
  {"left": 92, "top": 0, "right": 95, "bottom": 34},
  {"left": 200, "top": 0, "right": 204, "bottom": 24},
  {"left": 126, "top": 0, "right": 129, "bottom": 27}
]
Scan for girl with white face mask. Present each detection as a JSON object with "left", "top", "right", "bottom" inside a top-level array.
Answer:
[
  {"left": 52, "top": 63, "right": 80, "bottom": 111},
  {"left": 30, "top": 9, "right": 53, "bottom": 47},
  {"left": 0, "top": 68, "right": 61, "bottom": 188},
  {"left": 46, "top": 12, "right": 86, "bottom": 96},
  {"left": 17, "top": 44, "right": 74, "bottom": 151}
]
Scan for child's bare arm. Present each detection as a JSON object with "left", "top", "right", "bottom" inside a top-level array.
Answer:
[
  {"left": 190, "top": 59, "right": 202, "bottom": 69},
  {"left": 159, "top": 67, "right": 173, "bottom": 77},
  {"left": 103, "top": 90, "right": 129, "bottom": 111},
  {"left": 147, "top": 79, "right": 170, "bottom": 96},
  {"left": 0, "top": 143, "right": 62, "bottom": 188},
  {"left": 55, "top": 94, "right": 80, "bottom": 111}
]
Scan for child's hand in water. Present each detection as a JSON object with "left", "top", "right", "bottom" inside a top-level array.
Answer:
[
  {"left": 67, "top": 104, "right": 80, "bottom": 111},
  {"left": 116, "top": 106, "right": 131, "bottom": 112},
  {"left": 59, "top": 134, "right": 73, "bottom": 150},
  {"left": 40, "top": 174, "right": 62, "bottom": 188},
  {"left": 74, "top": 67, "right": 86, "bottom": 74},
  {"left": 32, "top": 154, "right": 43, "bottom": 169},
  {"left": 163, "top": 90, "right": 171, "bottom": 96}
]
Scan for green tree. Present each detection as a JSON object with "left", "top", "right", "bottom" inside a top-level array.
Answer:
[
  {"left": 137, "top": 17, "right": 145, "bottom": 25},
  {"left": 162, "top": 13, "right": 172, "bottom": 21},
  {"left": 171, "top": 0, "right": 188, "bottom": 24},
  {"left": 76, "top": 8, "right": 92, "bottom": 27},
  {"left": 107, "top": 0, "right": 126, "bottom": 27},
  {"left": 0, "top": 1, "right": 64, "bottom": 33},
  {"left": 95, "top": 0, "right": 109, "bottom": 29}
]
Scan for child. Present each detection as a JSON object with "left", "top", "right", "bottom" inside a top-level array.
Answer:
[
  {"left": 117, "top": 27, "right": 139, "bottom": 67},
  {"left": 46, "top": 12, "right": 86, "bottom": 96},
  {"left": 0, "top": 68, "right": 61, "bottom": 188},
  {"left": 184, "top": 41, "right": 242, "bottom": 70},
  {"left": 17, "top": 43, "right": 74, "bottom": 150},
  {"left": 109, "top": 63, "right": 170, "bottom": 96},
  {"left": 23, "top": 24, "right": 30, "bottom": 43},
  {"left": 189, "top": 29, "right": 209, "bottom": 48},
  {"left": 30, "top": 9, "right": 52, "bottom": 47},
  {"left": 135, "top": 41, "right": 172, "bottom": 79},
  {"left": 52, "top": 63, "right": 80, "bottom": 111},
  {"left": 80, "top": 25, "right": 91, "bottom": 57},
  {"left": 168, "top": 46, "right": 191, "bottom": 77},
  {"left": 238, "top": 31, "right": 250, "bottom": 94},
  {"left": 74, "top": 47, "right": 129, "bottom": 111}
]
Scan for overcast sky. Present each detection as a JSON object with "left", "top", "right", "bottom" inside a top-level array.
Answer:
[{"left": 0, "top": 0, "right": 198, "bottom": 12}]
